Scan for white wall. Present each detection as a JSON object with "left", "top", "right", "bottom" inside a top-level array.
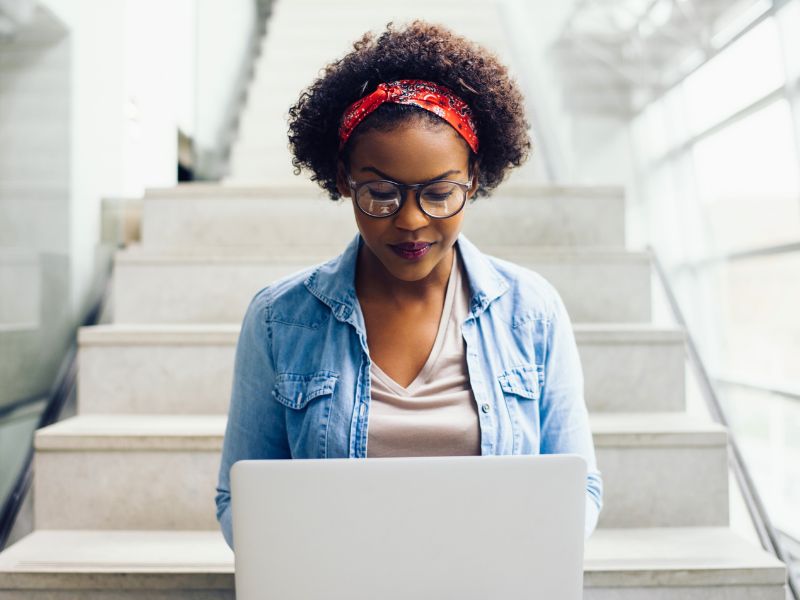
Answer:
[
  {"left": 501, "top": 0, "right": 575, "bottom": 182},
  {"left": 195, "top": 0, "right": 258, "bottom": 159},
  {"left": 38, "top": 0, "right": 255, "bottom": 314},
  {"left": 122, "top": 0, "right": 195, "bottom": 195}
]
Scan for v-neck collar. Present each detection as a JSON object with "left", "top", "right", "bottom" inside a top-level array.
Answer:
[{"left": 370, "top": 249, "right": 460, "bottom": 395}]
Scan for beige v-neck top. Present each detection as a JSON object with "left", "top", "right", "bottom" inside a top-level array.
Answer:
[{"left": 366, "top": 251, "right": 482, "bottom": 457}]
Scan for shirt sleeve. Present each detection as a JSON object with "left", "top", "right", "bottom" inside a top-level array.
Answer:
[
  {"left": 539, "top": 288, "right": 604, "bottom": 540},
  {"left": 215, "top": 291, "right": 291, "bottom": 551}
]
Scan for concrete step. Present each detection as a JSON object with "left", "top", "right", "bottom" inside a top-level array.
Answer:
[
  {"left": 256, "top": 26, "right": 509, "bottom": 54},
  {"left": 77, "top": 323, "right": 685, "bottom": 415},
  {"left": 141, "top": 183, "right": 626, "bottom": 250},
  {"left": 256, "top": 30, "right": 507, "bottom": 57},
  {"left": 256, "top": 19, "right": 507, "bottom": 47},
  {"left": 112, "top": 247, "right": 652, "bottom": 324},
  {"left": 33, "top": 415, "right": 223, "bottom": 531},
  {"left": 226, "top": 153, "right": 306, "bottom": 182},
  {"left": 590, "top": 412, "right": 728, "bottom": 528},
  {"left": 266, "top": 5, "right": 500, "bottom": 21},
  {"left": 0, "top": 527, "right": 786, "bottom": 598},
  {"left": 0, "top": 530, "right": 233, "bottom": 600},
  {"left": 77, "top": 324, "right": 237, "bottom": 415},
  {"left": 32, "top": 412, "right": 725, "bottom": 530}
]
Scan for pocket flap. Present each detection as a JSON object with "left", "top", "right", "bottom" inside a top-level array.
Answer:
[
  {"left": 498, "top": 365, "right": 540, "bottom": 400},
  {"left": 273, "top": 371, "right": 339, "bottom": 409}
]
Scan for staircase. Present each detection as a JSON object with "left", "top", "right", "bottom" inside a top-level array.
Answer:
[{"left": 0, "top": 0, "right": 790, "bottom": 598}]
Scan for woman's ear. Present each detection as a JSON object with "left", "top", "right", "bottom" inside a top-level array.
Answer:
[
  {"left": 467, "top": 159, "right": 480, "bottom": 199},
  {"left": 335, "top": 160, "right": 351, "bottom": 198}
]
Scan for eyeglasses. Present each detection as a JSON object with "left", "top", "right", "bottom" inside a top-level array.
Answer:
[{"left": 346, "top": 172, "right": 474, "bottom": 219}]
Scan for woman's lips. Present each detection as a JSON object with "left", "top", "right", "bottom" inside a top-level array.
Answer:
[{"left": 389, "top": 242, "right": 433, "bottom": 261}]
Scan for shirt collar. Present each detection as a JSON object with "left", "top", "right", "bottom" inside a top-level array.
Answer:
[
  {"left": 455, "top": 233, "right": 510, "bottom": 316},
  {"left": 304, "top": 232, "right": 509, "bottom": 328}
]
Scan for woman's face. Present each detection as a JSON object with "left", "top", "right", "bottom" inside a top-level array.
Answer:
[{"left": 336, "top": 120, "right": 479, "bottom": 284}]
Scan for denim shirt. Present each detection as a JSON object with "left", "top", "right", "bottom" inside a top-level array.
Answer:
[{"left": 215, "top": 233, "right": 603, "bottom": 549}]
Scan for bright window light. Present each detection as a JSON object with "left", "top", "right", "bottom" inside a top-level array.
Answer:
[
  {"left": 692, "top": 99, "right": 800, "bottom": 252},
  {"left": 684, "top": 17, "right": 785, "bottom": 135}
]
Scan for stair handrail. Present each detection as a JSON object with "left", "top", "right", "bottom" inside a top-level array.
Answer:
[
  {"left": 0, "top": 270, "right": 111, "bottom": 551},
  {"left": 647, "top": 244, "right": 799, "bottom": 599}
]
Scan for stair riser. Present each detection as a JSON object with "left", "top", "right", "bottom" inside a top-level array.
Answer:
[
  {"left": 78, "top": 334, "right": 684, "bottom": 415},
  {"left": 579, "top": 339, "right": 685, "bottom": 413},
  {"left": 78, "top": 343, "right": 233, "bottom": 414},
  {"left": 141, "top": 196, "right": 626, "bottom": 250},
  {"left": 142, "top": 198, "right": 356, "bottom": 249},
  {"left": 226, "top": 159, "right": 308, "bottom": 181},
  {"left": 595, "top": 445, "right": 729, "bottom": 528},
  {"left": 112, "top": 258, "right": 651, "bottom": 324},
  {"left": 33, "top": 450, "right": 220, "bottom": 531},
  {"left": 33, "top": 442, "right": 725, "bottom": 530}
]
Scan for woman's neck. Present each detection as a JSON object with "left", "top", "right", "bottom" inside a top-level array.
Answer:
[{"left": 355, "top": 244, "right": 454, "bottom": 308}]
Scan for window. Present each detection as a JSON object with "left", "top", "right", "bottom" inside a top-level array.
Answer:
[
  {"left": 631, "top": 0, "right": 800, "bottom": 539},
  {"left": 684, "top": 17, "right": 785, "bottom": 135}
]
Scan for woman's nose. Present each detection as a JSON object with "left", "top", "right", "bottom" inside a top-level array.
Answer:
[{"left": 392, "top": 189, "right": 429, "bottom": 231}]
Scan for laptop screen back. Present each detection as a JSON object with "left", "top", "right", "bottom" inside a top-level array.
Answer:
[{"left": 231, "top": 454, "right": 586, "bottom": 600}]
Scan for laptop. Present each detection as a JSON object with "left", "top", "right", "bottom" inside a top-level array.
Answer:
[{"left": 231, "top": 454, "right": 586, "bottom": 600}]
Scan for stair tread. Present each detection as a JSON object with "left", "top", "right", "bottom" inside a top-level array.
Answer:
[
  {"left": 584, "top": 527, "right": 786, "bottom": 586},
  {"left": 143, "top": 182, "right": 624, "bottom": 199},
  {"left": 0, "top": 528, "right": 785, "bottom": 588},
  {"left": 33, "top": 412, "right": 726, "bottom": 451},
  {"left": 78, "top": 322, "right": 684, "bottom": 346},
  {"left": 78, "top": 323, "right": 240, "bottom": 345},
  {"left": 589, "top": 412, "right": 727, "bottom": 446},
  {"left": 115, "top": 245, "right": 651, "bottom": 263}
]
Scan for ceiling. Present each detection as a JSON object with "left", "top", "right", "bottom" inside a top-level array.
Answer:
[{"left": 549, "top": 0, "right": 772, "bottom": 115}]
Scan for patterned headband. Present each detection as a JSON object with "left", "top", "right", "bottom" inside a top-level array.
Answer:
[{"left": 338, "top": 79, "right": 479, "bottom": 153}]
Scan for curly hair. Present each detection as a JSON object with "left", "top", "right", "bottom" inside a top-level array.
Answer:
[{"left": 287, "top": 20, "right": 531, "bottom": 200}]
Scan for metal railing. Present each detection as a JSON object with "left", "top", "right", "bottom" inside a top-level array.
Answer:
[{"left": 648, "top": 244, "right": 799, "bottom": 599}]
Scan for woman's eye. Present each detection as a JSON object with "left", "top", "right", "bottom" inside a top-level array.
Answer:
[
  {"left": 369, "top": 191, "right": 397, "bottom": 200},
  {"left": 424, "top": 193, "right": 452, "bottom": 202}
]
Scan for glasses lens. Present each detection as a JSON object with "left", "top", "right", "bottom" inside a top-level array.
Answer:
[
  {"left": 357, "top": 181, "right": 401, "bottom": 216},
  {"left": 420, "top": 182, "right": 464, "bottom": 217}
]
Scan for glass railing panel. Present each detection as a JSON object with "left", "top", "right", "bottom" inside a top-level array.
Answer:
[{"left": 716, "top": 383, "right": 800, "bottom": 539}]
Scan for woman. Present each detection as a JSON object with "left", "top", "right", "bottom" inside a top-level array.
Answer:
[{"left": 215, "top": 20, "right": 603, "bottom": 550}]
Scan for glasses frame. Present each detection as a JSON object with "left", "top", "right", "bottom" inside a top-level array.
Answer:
[{"left": 346, "top": 172, "right": 475, "bottom": 219}]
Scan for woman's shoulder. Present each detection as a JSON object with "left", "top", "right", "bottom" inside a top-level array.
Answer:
[
  {"left": 478, "top": 251, "right": 566, "bottom": 322},
  {"left": 244, "top": 262, "right": 331, "bottom": 326}
]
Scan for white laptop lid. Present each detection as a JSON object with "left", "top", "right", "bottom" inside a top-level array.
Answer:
[{"left": 231, "top": 454, "right": 586, "bottom": 600}]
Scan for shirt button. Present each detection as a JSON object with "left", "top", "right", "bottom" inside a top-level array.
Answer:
[{"left": 481, "top": 403, "right": 490, "bottom": 414}]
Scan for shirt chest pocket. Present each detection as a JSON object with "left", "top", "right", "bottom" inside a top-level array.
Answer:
[
  {"left": 497, "top": 364, "right": 541, "bottom": 454},
  {"left": 273, "top": 370, "right": 339, "bottom": 458}
]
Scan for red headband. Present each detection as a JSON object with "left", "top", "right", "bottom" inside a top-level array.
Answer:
[{"left": 338, "top": 79, "right": 479, "bottom": 153}]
